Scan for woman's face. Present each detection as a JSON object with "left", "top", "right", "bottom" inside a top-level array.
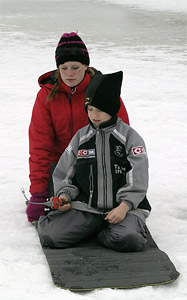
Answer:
[{"left": 59, "top": 61, "right": 87, "bottom": 87}]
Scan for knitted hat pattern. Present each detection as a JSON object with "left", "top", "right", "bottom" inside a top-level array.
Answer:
[
  {"left": 55, "top": 32, "right": 90, "bottom": 67},
  {"left": 85, "top": 71, "right": 123, "bottom": 117}
]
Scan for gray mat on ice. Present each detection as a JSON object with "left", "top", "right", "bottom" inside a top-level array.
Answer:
[{"left": 41, "top": 228, "right": 179, "bottom": 291}]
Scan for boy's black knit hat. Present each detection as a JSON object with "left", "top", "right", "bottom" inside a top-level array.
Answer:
[
  {"left": 85, "top": 71, "right": 123, "bottom": 117},
  {"left": 55, "top": 32, "right": 90, "bottom": 67}
]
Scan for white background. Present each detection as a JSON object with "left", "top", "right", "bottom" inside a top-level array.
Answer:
[{"left": 0, "top": 0, "right": 187, "bottom": 299}]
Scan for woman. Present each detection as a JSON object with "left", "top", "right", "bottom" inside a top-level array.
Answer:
[{"left": 26, "top": 32, "right": 129, "bottom": 222}]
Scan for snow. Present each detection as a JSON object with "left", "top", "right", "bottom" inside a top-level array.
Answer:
[
  {"left": 0, "top": 0, "right": 187, "bottom": 299},
  {"left": 94, "top": 0, "right": 187, "bottom": 13}
]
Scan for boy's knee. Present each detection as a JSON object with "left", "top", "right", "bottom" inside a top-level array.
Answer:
[
  {"left": 38, "top": 228, "right": 70, "bottom": 248},
  {"left": 98, "top": 230, "right": 146, "bottom": 252},
  {"left": 37, "top": 216, "right": 68, "bottom": 248},
  {"left": 38, "top": 231, "right": 56, "bottom": 248},
  {"left": 38, "top": 224, "right": 56, "bottom": 248},
  {"left": 117, "top": 233, "right": 147, "bottom": 252}
]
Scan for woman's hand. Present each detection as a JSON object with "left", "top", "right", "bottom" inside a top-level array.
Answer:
[
  {"left": 105, "top": 202, "right": 130, "bottom": 224},
  {"left": 58, "top": 195, "right": 72, "bottom": 212}
]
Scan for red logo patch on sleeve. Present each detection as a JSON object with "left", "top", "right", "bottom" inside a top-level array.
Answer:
[{"left": 132, "top": 146, "right": 145, "bottom": 156}]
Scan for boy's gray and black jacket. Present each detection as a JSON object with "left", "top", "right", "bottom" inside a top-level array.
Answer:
[{"left": 53, "top": 118, "right": 151, "bottom": 222}]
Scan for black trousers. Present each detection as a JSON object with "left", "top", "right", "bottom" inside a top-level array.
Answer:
[{"left": 38, "top": 209, "right": 147, "bottom": 252}]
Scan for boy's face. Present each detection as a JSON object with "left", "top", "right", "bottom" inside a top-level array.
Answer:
[{"left": 87, "top": 105, "right": 112, "bottom": 127}]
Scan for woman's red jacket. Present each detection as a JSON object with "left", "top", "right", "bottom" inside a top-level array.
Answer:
[{"left": 29, "top": 70, "right": 129, "bottom": 194}]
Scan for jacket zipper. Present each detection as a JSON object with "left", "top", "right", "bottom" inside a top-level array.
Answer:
[
  {"left": 67, "top": 87, "right": 77, "bottom": 101},
  {"left": 101, "top": 131, "right": 107, "bottom": 211},
  {"left": 67, "top": 87, "right": 77, "bottom": 138},
  {"left": 88, "top": 165, "right": 94, "bottom": 208}
]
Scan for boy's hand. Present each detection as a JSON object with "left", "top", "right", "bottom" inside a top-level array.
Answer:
[
  {"left": 105, "top": 202, "right": 130, "bottom": 224},
  {"left": 58, "top": 195, "right": 72, "bottom": 212}
]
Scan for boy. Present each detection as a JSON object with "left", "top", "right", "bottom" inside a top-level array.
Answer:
[{"left": 38, "top": 71, "right": 151, "bottom": 252}]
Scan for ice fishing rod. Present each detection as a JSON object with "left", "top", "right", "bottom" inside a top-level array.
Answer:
[{"left": 21, "top": 188, "right": 69, "bottom": 210}]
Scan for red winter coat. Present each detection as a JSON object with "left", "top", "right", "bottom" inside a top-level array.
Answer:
[{"left": 29, "top": 70, "right": 129, "bottom": 194}]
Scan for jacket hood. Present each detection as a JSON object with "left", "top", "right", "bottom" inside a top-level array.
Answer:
[
  {"left": 38, "top": 69, "right": 89, "bottom": 94},
  {"left": 38, "top": 70, "right": 57, "bottom": 89},
  {"left": 38, "top": 68, "right": 102, "bottom": 92}
]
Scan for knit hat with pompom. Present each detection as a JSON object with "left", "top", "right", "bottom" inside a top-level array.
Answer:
[{"left": 55, "top": 32, "right": 90, "bottom": 67}]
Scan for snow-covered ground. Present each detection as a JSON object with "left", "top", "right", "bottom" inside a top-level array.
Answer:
[{"left": 0, "top": 0, "right": 187, "bottom": 299}]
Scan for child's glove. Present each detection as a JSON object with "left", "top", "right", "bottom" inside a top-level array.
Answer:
[{"left": 26, "top": 192, "right": 48, "bottom": 222}]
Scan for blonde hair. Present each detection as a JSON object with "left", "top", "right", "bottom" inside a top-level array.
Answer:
[{"left": 46, "top": 67, "right": 95, "bottom": 103}]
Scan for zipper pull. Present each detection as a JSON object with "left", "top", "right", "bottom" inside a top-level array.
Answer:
[{"left": 67, "top": 87, "right": 77, "bottom": 101}]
